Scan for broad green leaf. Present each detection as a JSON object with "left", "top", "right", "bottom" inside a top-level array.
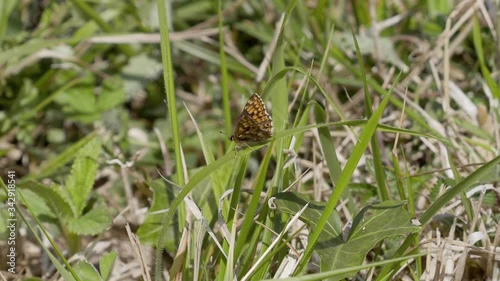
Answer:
[
  {"left": 63, "top": 138, "right": 101, "bottom": 217},
  {"left": 73, "top": 260, "right": 103, "bottom": 281},
  {"left": 66, "top": 206, "right": 112, "bottom": 235},
  {"left": 15, "top": 187, "right": 56, "bottom": 222},
  {"left": 325, "top": 201, "right": 419, "bottom": 278},
  {"left": 137, "top": 179, "right": 178, "bottom": 251},
  {"left": 99, "top": 251, "right": 117, "bottom": 281},
  {"left": 273, "top": 191, "right": 343, "bottom": 245},
  {"left": 55, "top": 78, "right": 126, "bottom": 124},
  {"left": 25, "top": 181, "right": 72, "bottom": 220},
  {"left": 122, "top": 54, "right": 163, "bottom": 98},
  {"left": 274, "top": 192, "right": 420, "bottom": 280}
]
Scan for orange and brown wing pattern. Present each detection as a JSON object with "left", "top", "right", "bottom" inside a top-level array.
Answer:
[{"left": 229, "top": 94, "right": 273, "bottom": 146}]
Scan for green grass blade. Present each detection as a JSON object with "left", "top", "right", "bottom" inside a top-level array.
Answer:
[
  {"left": 154, "top": 0, "right": 186, "bottom": 278},
  {"left": 22, "top": 132, "right": 97, "bottom": 182},
  {"left": 473, "top": 14, "right": 500, "bottom": 101},
  {"left": 217, "top": 0, "right": 232, "bottom": 148},
  {"left": 313, "top": 102, "right": 342, "bottom": 184},
  {"left": 297, "top": 74, "right": 398, "bottom": 274},
  {"left": 352, "top": 31, "right": 389, "bottom": 201}
]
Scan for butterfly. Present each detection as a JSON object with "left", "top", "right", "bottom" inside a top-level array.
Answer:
[{"left": 229, "top": 94, "right": 273, "bottom": 149}]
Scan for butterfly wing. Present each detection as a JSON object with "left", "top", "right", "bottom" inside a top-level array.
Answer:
[{"left": 231, "top": 94, "right": 273, "bottom": 144}]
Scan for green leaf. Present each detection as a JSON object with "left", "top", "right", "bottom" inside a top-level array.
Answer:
[
  {"left": 63, "top": 138, "right": 102, "bottom": 217},
  {"left": 472, "top": 15, "right": 500, "bottom": 101},
  {"left": 15, "top": 187, "right": 54, "bottom": 221},
  {"left": 55, "top": 78, "right": 126, "bottom": 124},
  {"left": 25, "top": 181, "right": 73, "bottom": 220},
  {"left": 99, "top": 251, "right": 117, "bottom": 281},
  {"left": 137, "top": 179, "right": 178, "bottom": 251},
  {"left": 0, "top": 38, "right": 68, "bottom": 65},
  {"left": 329, "top": 201, "right": 419, "bottom": 275},
  {"left": 66, "top": 206, "right": 112, "bottom": 235},
  {"left": 122, "top": 54, "right": 163, "bottom": 98},
  {"left": 274, "top": 192, "right": 420, "bottom": 280},
  {"left": 273, "top": 191, "right": 343, "bottom": 246},
  {"left": 96, "top": 79, "right": 127, "bottom": 111},
  {"left": 313, "top": 102, "right": 342, "bottom": 185},
  {"left": 24, "top": 133, "right": 97, "bottom": 181},
  {"left": 73, "top": 260, "right": 103, "bottom": 281}
]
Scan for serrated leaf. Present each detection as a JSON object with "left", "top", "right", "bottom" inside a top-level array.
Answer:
[
  {"left": 16, "top": 188, "right": 55, "bottom": 221},
  {"left": 26, "top": 181, "right": 73, "bottom": 220},
  {"left": 273, "top": 192, "right": 420, "bottom": 280},
  {"left": 122, "top": 53, "right": 163, "bottom": 79},
  {"left": 66, "top": 206, "right": 112, "bottom": 235},
  {"left": 273, "top": 192, "right": 343, "bottom": 242},
  {"left": 63, "top": 138, "right": 101, "bottom": 216},
  {"left": 0, "top": 38, "right": 66, "bottom": 65},
  {"left": 95, "top": 80, "right": 126, "bottom": 112},
  {"left": 73, "top": 260, "right": 103, "bottom": 281},
  {"left": 99, "top": 251, "right": 117, "bottom": 281},
  {"left": 24, "top": 133, "right": 97, "bottom": 181},
  {"left": 55, "top": 78, "right": 126, "bottom": 123},
  {"left": 57, "top": 88, "right": 97, "bottom": 114},
  {"left": 323, "top": 201, "right": 420, "bottom": 280}
]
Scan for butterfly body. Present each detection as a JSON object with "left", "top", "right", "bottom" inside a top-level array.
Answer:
[{"left": 229, "top": 94, "right": 273, "bottom": 149}]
